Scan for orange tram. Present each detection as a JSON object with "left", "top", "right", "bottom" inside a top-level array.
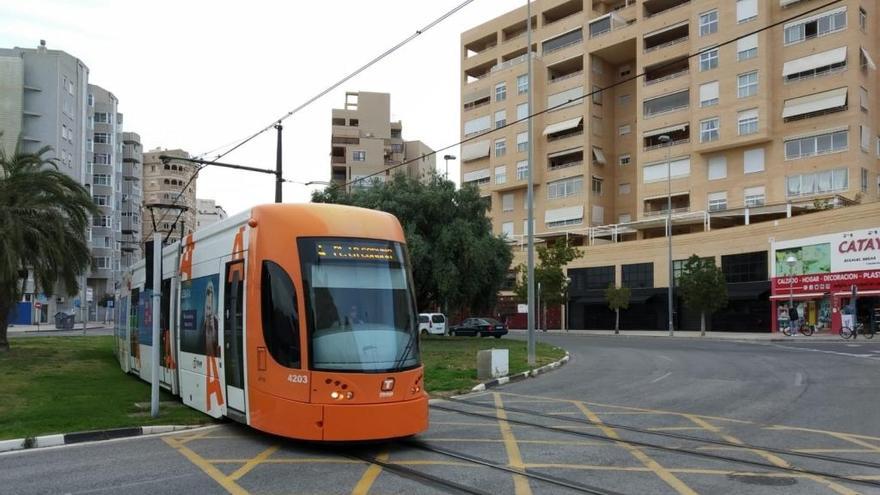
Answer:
[{"left": 115, "top": 204, "right": 428, "bottom": 440}]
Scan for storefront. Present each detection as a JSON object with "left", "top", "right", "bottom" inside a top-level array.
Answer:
[{"left": 770, "top": 228, "right": 880, "bottom": 334}]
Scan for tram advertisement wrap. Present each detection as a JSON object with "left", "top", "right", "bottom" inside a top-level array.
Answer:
[
  {"left": 137, "top": 290, "right": 152, "bottom": 346},
  {"left": 180, "top": 274, "right": 221, "bottom": 357}
]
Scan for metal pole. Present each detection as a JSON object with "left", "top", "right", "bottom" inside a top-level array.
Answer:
[
  {"left": 274, "top": 123, "right": 283, "bottom": 203},
  {"left": 150, "top": 232, "right": 161, "bottom": 418},
  {"left": 526, "top": 0, "right": 536, "bottom": 366},
  {"left": 665, "top": 140, "right": 673, "bottom": 337}
]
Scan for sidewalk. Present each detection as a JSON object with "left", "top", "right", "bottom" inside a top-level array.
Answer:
[{"left": 508, "top": 329, "right": 868, "bottom": 342}]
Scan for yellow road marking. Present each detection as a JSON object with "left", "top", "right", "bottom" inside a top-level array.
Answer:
[
  {"left": 351, "top": 450, "right": 388, "bottom": 495},
  {"left": 646, "top": 427, "right": 708, "bottom": 431},
  {"left": 173, "top": 426, "right": 223, "bottom": 445},
  {"left": 162, "top": 436, "right": 249, "bottom": 495},
  {"left": 574, "top": 401, "right": 698, "bottom": 495},
  {"left": 430, "top": 421, "right": 497, "bottom": 426},
  {"left": 494, "top": 393, "right": 533, "bottom": 495},
  {"left": 825, "top": 432, "right": 880, "bottom": 454},
  {"left": 228, "top": 445, "right": 279, "bottom": 481},
  {"left": 206, "top": 457, "right": 360, "bottom": 464},
  {"left": 795, "top": 448, "right": 877, "bottom": 453},
  {"left": 764, "top": 425, "right": 880, "bottom": 442},
  {"left": 685, "top": 415, "right": 859, "bottom": 495},
  {"left": 421, "top": 437, "right": 606, "bottom": 446}
]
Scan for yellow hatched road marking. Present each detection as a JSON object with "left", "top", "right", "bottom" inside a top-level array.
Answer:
[
  {"left": 574, "top": 401, "right": 698, "bottom": 495},
  {"left": 228, "top": 446, "right": 279, "bottom": 481},
  {"left": 162, "top": 436, "right": 249, "bottom": 495},
  {"left": 421, "top": 437, "right": 606, "bottom": 446},
  {"left": 825, "top": 432, "right": 880, "bottom": 454},
  {"left": 685, "top": 415, "right": 859, "bottom": 495},
  {"left": 351, "top": 450, "right": 388, "bottom": 495},
  {"left": 494, "top": 393, "right": 533, "bottom": 495},
  {"left": 764, "top": 425, "right": 880, "bottom": 442}
]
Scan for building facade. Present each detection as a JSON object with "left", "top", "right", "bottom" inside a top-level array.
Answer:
[
  {"left": 330, "top": 91, "right": 436, "bottom": 189},
  {"left": 196, "top": 198, "right": 228, "bottom": 230},
  {"left": 461, "top": 0, "right": 880, "bottom": 241},
  {"left": 121, "top": 132, "right": 144, "bottom": 270},
  {"left": 142, "top": 148, "right": 198, "bottom": 244}
]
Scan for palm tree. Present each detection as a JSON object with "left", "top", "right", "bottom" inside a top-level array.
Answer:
[{"left": 0, "top": 139, "right": 97, "bottom": 350}]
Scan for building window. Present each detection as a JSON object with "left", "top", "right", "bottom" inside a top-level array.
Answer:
[
  {"left": 464, "top": 115, "right": 491, "bottom": 137},
  {"left": 502, "top": 193, "right": 514, "bottom": 212},
  {"left": 349, "top": 119, "right": 359, "bottom": 127},
  {"left": 622, "top": 263, "right": 653, "bottom": 288},
  {"left": 591, "top": 176, "right": 603, "bottom": 195},
  {"left": 261, "top": 260, "right": 301, "bottom": 369},
  {"left": 618, "top": 64, "right": 632, "bottom": 78},
  {"left": 495, "top": 165, "right": 507, "bottom": 185},
  {"left": 495, "top": 110, "right": 507, "bottom": 128},
  {"left": 744, "top": 186, "right": 765, "bottom": 207},
  {"left": 94, "top": 112, "right": 108, "bottom": 123},
  {"left": 495, "top": 138, "right": 507, "bottom": 157},
  {"left": 721, "top": 251, "right": 767, "bottom": 283},
  {"left": 352, "top": 150, "right": 366, "bottom": 161},
  {"left": 618, "top": 124, "right": 631, "bottom": 135},
  {"left": 92, "top": 174, "right": 111, "bottom": 186},
  {"left": 93, "top": 195, "right": 108, "bottom": 206},
  {"left": 743, "top": 148, "right": 765, "bottom": 174},
  {"left": 516, "top": 103, "right": 529, "bottom": 121},
  {"left": 501, "top": 221, "right": 514, "bottom": 238},
  {"left": 516, "top": 160, "right": 529, "bottom": 180},
  {"left": 737, "top": 34, "right": 758, "bottom": 61},
  {"left": 618, "top": 182, "right": 631, "bottom": 195},
  {"left": 860, "top": 7, "right": 868, "bottom": 31},
  {"left": 548, "top": 176, "right": 583, "bottom": 200},
  {"left": 860, "top": 86, "right": 869, "bottom": 112},
  {"left": 700, "top": 118, "right": 720, "bottom": 142},
  {"left": 784, "top": 129, "right": 848, "bottom": 159},
  {"left": 571, "top": 266, "right": 615, "bottom": 290},
  {"left": 707, "top": 156, "right": 727, "bottom": 180},
  {"left": 517, "top": 74, "right": 528, "bottom": 94},
  {"left": 699, "top": 10, "right": 719, "bottom": 36},
  {"left": 738, "top": 109, "right": 759, "bottom": 136},
  {"left": 516, "top": 132, "right": 528, "bottom": 152},
  {"left": 87, "top": 93, "right": 94, "bottom": 106},
  {"left": 94, "top": 132, "right": 109, "bottom": 144},
  {"left": 737, "top": 71, "right": 758, "bottom": 98},
  {"left": 699, "top": 48, "right": 719, "bottom": 71},
  {"left": 861, "top": 125, "right": 872, "bottom": 150},
  {"left": 619, "top": 154, "right": 631, "bottom": 166},
  {"left": 861, "top": 167, "right": 869, "bottom": 192},
  {"left": 707, "top": 192, "right": 727, "bottom": 212},
  {"left": 787, "top": 168, "right": 848, "bottom": 197},
  {"left": 699, "top": 81, "right": 719, "bottom": 107},
  {"left": 784, "top": 7, "right": 847, "bottom": 45},
  {"left": 736, "top": 0, "right": 757, "bottom": 23},
  {"left": 495, "top": 82, "right": 507, "bottom": 102}
]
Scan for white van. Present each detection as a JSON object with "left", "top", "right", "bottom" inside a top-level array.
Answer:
[{"left": 418, "top": 313, "right": 447, "bottom": 335}]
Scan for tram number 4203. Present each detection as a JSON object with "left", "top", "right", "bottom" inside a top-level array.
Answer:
[{"left": 287, "top": 374, "right": 309, "bottom": 384}]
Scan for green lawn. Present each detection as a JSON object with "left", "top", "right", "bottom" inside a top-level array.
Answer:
[
  {"left": 421, "top": 336, "right": 566, "bottom": 395},
  {"left": 0, "top": 334, "right": 566, "bottom": 440},
  {"left": 0, "top": 336, "right": 208, "bottom": 440}
]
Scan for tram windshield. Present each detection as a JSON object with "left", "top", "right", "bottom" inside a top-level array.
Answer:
[{"left": 298, "top": 238, "right": 420, "bottom": 372}]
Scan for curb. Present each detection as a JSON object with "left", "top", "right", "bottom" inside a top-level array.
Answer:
[
  {"left": 470, "top": 352, "right": 570, "bottom": 393},
  {"left": 0, "top": 425, "right": 204, "bottom": 454}
]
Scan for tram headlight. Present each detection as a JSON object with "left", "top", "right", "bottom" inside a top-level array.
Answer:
[{"left": 330, "top": 391, "right": 341, "bottom": 400}]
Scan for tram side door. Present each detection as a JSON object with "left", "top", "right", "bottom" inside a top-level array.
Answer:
[{"left": 223, "top": 259, "right": 246, "bottom": 415}]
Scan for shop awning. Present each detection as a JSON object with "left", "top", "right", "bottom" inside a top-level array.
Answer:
[
  {"left": 643, "top": 123, "right": 688, "bottom": 138},
  {"left": 462, "top": 87, "right": 491, "bottom": 105},
  {"left": 833, "top": 290, "right": 880, "bottom": 297},
  {"left": 548, "top": 146, "right": 583, "bottom": 159},
  {"left": 462, "top": 168, "right": 490, "bottom": 183},
  {"left": 592, "top": 147, "right": 607, "bottom": 165},
  {"left": 782, "top": 87, "right": 848, "bottom": 119},
  {"left": 543, "top": 117, "right": 583, "bottom": 136},
  {"left": 783, "top": 46, "right": 847, "bottom": 77},
  {"left": 545, "top": 205, "right": 584, "bottom": 224},
  {"left": 461, "top": 139, "right": 491, "bottom": 162},
  {"left": 861, "top": 47, "right": 877, "bottom": 70},
  {"left": 769, "top": 293, "right": 826, "bottom": 301},
  {"left": 780, "top": 0, "right": 802, "bottom": 6}
]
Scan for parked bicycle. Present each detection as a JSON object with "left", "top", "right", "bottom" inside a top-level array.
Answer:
[
  {"left": 782, "top": 319, "right": 815, "bottom": 337},
  {"left": 840, "top": 322, "right": 875, "bottom": 340}
]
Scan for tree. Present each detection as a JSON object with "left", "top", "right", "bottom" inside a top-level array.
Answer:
[
  {"left": 677, "top": 254, "right": 728, "bottom": 336},
  {"left": 513, "top": 238, "right": 583, "bottom": 327},
  {"left": 312, "top": 173, "right": 512, "bottom": 316},
  {"left": 605, "top": 284, "right": 631, "bottom": 334},
  {"left": 0, "top": 140, "right": 97, "bottom": 350}
]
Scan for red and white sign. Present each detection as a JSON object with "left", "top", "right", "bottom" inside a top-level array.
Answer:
[
  {"left": 34, "top": 302, "right": 42, "bottom": 309},
  {"left": 772, "top": 269, "right": 880, "bottom": 295},
  {"left": 772, "top": 227, "right": 880, "bottom": 276}
]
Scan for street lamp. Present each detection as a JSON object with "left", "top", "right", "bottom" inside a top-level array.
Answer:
[
  {"left": 442, "top": 154, "right": 456, "bottom": 179},
  {"left": 786, "top": 254, "right": 797, "bottom": 333},
  {"left": 659, "top": 134, "right": 673, "bottom": 337}
]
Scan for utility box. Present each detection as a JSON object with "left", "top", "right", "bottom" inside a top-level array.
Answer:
[{"left": 477, "top": 348, "right": 509, "bottom": 380}]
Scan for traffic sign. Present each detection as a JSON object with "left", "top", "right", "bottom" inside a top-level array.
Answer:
[{"left": 86, "top": 287, "right": 94, "bottom": 302}]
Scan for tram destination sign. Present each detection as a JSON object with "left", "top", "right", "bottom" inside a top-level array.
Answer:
[{"left": 315, "top": 239, "right": 401, "bottom": 263}]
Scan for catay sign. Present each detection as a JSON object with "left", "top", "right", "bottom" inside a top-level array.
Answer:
[{"left": 772, "top": 228, "right": 880, "bottom": 277}]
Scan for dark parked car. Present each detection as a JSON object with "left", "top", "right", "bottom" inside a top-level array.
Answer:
[{"left": 449, "top": 318, "right": 508, "bottom": 338}]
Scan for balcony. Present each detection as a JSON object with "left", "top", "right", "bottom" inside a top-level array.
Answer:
[
  {"left": 464, "top": 32, "right": 498, "bottom": 59},
  {"left": 465, "top": 59, "right": 496, "bottom": 84},
  {"left": 332, "top": 166, "right": 347, "bottom": 183},
  {"left": 548, "top": 56, "right": 584, "bottom": 84},
  {"left": 543, "top": 0, "right": 584, "bottom": 27},
  {"left": 501, "top": 17, "right": 536, "bottom": 43},
  {"left": 643, "top": 123, "right": 690, "bottom": 151},
  {"left": 542, "top": 28, "right": 583, "bottom": 55},
  {"left": 643, "top": 89, "right": 689, "bottom": 118},
  {"left": 644, "top": 22, "right": 689, "bottom": 53},
  {"left": 492, "top": 50, "right": 536, "bottom": 74},
  {"left": 643, "top": 0, "right": 690, "bottom": 18},
  {"left": 643, "top": 56, "right": 689, "bottom": 86},
  {"left": 588, "top": 12, "right": 633, "bottom": 39},
  {"left": 644, "top": 194, "right": 690, "bottom": 216},
  {"left": 548, "top": 148, "right": 584, "bottom": 171}
]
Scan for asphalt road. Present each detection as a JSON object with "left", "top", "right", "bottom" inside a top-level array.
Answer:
[{"left": 2, "top": 335, "right": 878, "bottom": 495}]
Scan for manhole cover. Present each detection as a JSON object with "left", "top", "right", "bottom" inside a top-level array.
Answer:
[{"left": 727, "top": 473, "right": 798, "bottom": 486}]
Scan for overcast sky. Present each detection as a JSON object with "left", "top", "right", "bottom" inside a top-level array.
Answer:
[{"left": 1, "top": 0, "right": 527, "bottom": 216}]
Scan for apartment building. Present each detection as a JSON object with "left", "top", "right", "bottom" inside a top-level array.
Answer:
[
  {"left": 461, "top": 0, "right": 880, "bottom": 243},
  {"left": 330, "top": 91, "right": 436, "bottom": 189},
  {"left": 462, "top": 0, "right": 880, "bottom": 331},
  {"left": 121, "top": 132, "right": 144, "bottom": 270},
  {"left": 196, "top": 198, "right": 228, "bottom": 229},
  {"left": 142, "top": 149, "right": 198, "bottom": 244}
]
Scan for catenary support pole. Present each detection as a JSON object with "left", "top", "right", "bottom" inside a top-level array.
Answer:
[
  {"left": 526, "top": 0, "right": 536, "bottom": 366},
  {"left": 274, "top": 123, "right": 283, "bottom": 203},
  {"left": 151, "top": 232, "right": 161, "bottom": 418}
]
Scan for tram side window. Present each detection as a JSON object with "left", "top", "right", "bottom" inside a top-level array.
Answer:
[{"left": 261, "top": 261, "right": 301, "bottom": 368}]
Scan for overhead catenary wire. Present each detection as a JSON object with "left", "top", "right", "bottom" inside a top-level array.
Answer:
[
  {"left": 340, "top": 0, "right": 845, "bottom": 189},
  {"left": 146, "top": 0, "right": 476, "bottom": 242}
]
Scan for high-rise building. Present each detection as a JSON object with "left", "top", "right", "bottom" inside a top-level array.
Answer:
[
  {"left": 142, "top": 148, "right": 198, "bottom": 244},
  {"left": 460, "top": 0, "right": 879, "bottom": 241},
  {"left": 121, "top": 132, "right": 144, "bottom": 270},
  {"left": 330, "top": 91, "right": 436, "bottom": 189},
  {"left": 196, "top": 198, "right": 228, "bottom": 230}
]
